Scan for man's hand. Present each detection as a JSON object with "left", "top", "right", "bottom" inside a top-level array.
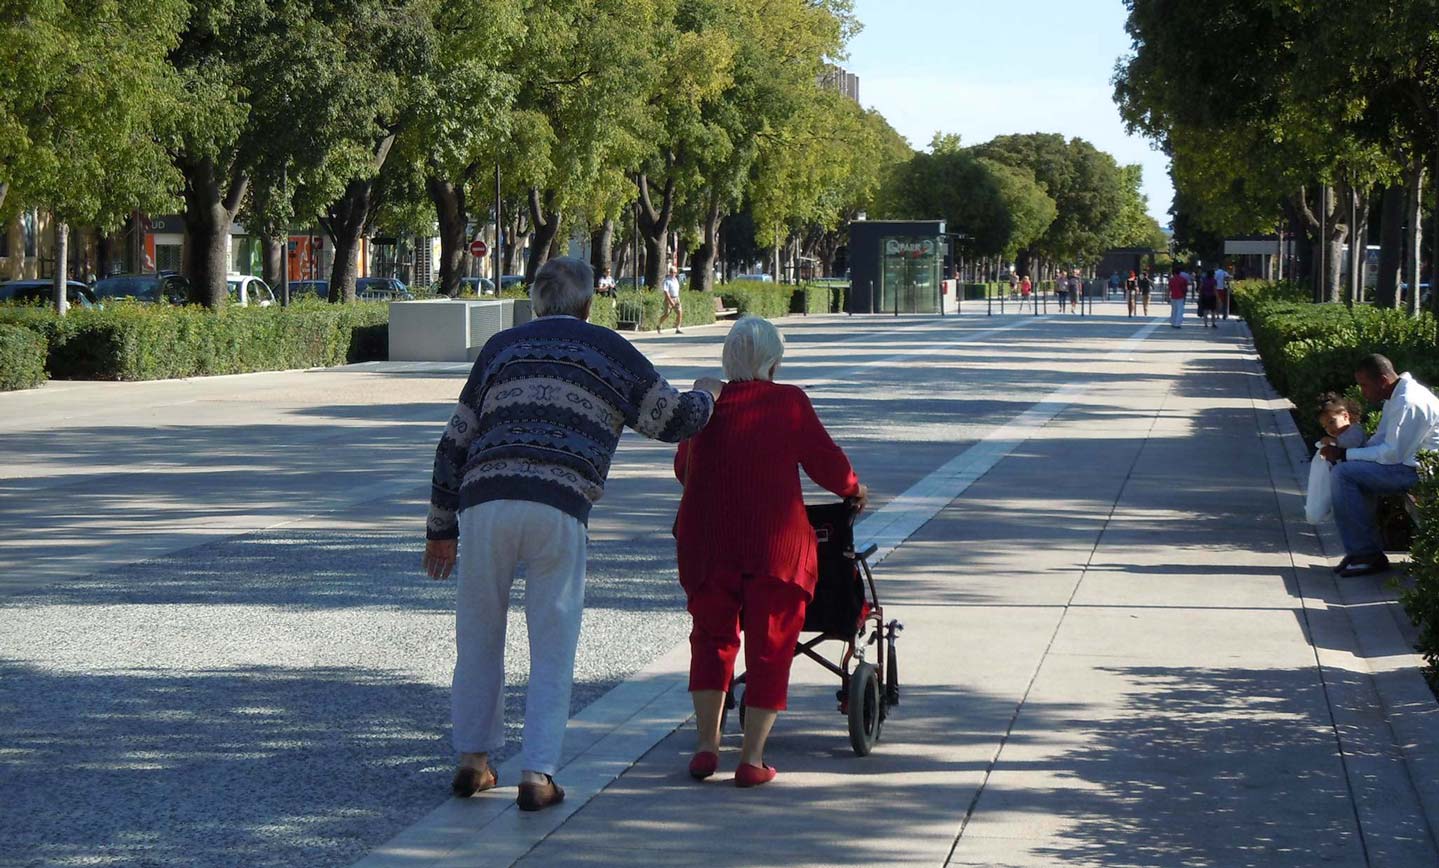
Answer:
[
  {"left": 1320, "top": 445, "right": 1346, "bottom": 464},
  {"left": 852, "top": 483, "right": 870, "bottom": 514},
  {"left": 693, "top": 377, "right": 724, "bottom": 400},
  {"left": 423, "top": 538, "right": 458, "bottom": 580}
]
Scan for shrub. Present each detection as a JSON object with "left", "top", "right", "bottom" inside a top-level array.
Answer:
[
  {"left": 796, "top": 282, "right": 845, "bottom": 314},
  {"left": 0, "top": 299, "right": 388, "bottom": 381},
  {"left": 608, "top": 290, "right": 718, "bottom": 331},
  {"left": 1405, "top": 452, "right": 1439, "bottom": 684},
  {"left": 720, "top": 284, "right": 793, "bottom": 319},
  {"left": 0, "top": 323, "right": 47, "bottom": 390},
  {"left": 1238, "top": 280, "right": 1439, "bottom": 443}
]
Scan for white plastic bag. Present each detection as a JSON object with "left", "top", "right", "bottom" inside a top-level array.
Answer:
[{"left": 1305, "top": 440, "right": 1333, "bottom": 524}]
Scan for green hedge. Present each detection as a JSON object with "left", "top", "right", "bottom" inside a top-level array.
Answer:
[
  {"left": 795, "top": 282, "right": 844, "bottom": 314},
  {"left": 607, "top": 290, "right": 717, "bottom": 331},
  {"left": 0, "top": 323, "right": 47, "bottom": 390},
  {"left": 0, "top": 299, "right": 388, "bottom": 381},
  {"left": 1236, "top": 280, "right": 1439, "bottom": 443},
  {"left": 720, "top": 284, "right": 793, "bottom": 319},
  {"left": 1405, "top": 453, "right": 1439, "bottom": 682}
]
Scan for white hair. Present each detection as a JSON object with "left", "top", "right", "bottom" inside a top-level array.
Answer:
[
  {"left": 531, "top": 257, "right": 594, "bottom": 318},
  {"left": 722, "top": 315, "right": 785, "bottom": 382}
]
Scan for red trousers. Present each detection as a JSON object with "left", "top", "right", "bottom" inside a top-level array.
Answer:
[{"left": 686, "top": 570, "right": 809, "bottom": 710}]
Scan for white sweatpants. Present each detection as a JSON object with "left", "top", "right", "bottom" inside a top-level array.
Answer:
[
  {"left": 452, "top": 500, "right": 587, "bottom": 775},
  {"left": 1170, "top": 297, "right": 1184, "bottom": 327}
]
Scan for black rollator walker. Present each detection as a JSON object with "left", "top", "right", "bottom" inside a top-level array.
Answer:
[{"left": 724, "top": 501, "right": 903, "bottom": 756}]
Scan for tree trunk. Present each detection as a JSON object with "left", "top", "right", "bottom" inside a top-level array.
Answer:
[
  {"left": 52, "top": 220, "right": 69, "bottom": 315},
  {"left": 689, "top": 193, "right": 722, "bottom": 293},
  {"left": 96, "top": 230, "right": 118, "bottom": 281},
  {"left": 590, "top": 219, "right": 613, "bottom": 281},
  {"left": 636, "top": 170, "right": 675, "bottom": 290},
  {"left": 1405, "top": 162, "right": 1425, "bottom": 317},
  {"left": 261, "top": 234, "right": 285, "bottom": 294},
  {"left": 426, "top": 174, "right": 468, "bottom": 297},
  {"left": 1377, "top": 184, "right": 1404, "bottom": 308},
  {"left": 1432, "top": 133, "right": 1439, "bottom": 331},
  {"left": 525, "top": 188, "right": 563, "bottom": 284},
  {"left": 503, "top": 207, "right": 528, "bottom": 277},
  {"left": 0, "top": 182, "right": 7, "bottom": 214},
  {"left": 323, "top": 176, "right": 379, "bottom": 303},
  {"left": 178, "top": 156, "right": 247, "bottom": 308}
]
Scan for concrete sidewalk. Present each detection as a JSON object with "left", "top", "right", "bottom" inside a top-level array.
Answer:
[{"left": 358, "top": 316, "right": 1439, "bottom": 867}]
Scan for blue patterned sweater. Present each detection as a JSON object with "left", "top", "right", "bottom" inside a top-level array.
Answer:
[{"left": 427, "top": 316, "right": 715, "bottom": 539}]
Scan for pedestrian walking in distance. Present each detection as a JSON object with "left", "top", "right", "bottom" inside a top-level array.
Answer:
[
  {"left": 1056, "top": 270, "right": 1070, "bottom": 312},
  {"left": 658, "top": 264, "right": 684, "bottom": 334},
  {"left": 1125, "top": 270, "right": 1139, "bottom": 317},
  {"left": 423, "top": 257, "right": 721, "bottom": 811},
  {"left": 675, "top": 316, "right": 868, "bottom": 787},
  {"left": 1138, "top": 270, "right": 1152, "bottom": 316},
  {"left": 1168, "top": 265, "right": 1189, "bottom": 328}
]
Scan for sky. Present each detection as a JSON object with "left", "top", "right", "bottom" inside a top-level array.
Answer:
[{"left": 845, "top": 0, "right": 1173, "bottom": 225}]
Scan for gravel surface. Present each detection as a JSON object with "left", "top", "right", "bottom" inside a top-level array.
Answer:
[{"left": 0, "top": 530, "right": 689, "bottom": 868}]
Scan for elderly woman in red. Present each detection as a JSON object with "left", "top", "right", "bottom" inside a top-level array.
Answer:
[{"left": 674, "top": 316, "right": 867, "bottom": 788}]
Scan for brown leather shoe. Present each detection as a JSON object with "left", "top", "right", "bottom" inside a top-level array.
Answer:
[
  {"left": 517, "top": 774, "right": 565, "bottom": 812},
  {"left": 451, "top": 765, "right": 498, "bottom": 798}
]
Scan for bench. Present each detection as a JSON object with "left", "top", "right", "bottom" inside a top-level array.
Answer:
[{"left": 714, "top": 295, "right": 739, "bottom": 319}]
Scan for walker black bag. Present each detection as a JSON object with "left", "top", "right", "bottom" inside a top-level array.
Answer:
[{"left": 804, "top": 501, "right": 867, "bottom": 635}]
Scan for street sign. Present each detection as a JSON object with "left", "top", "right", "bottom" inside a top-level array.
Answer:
[{"left": 469, "top": 239, "right": 489, "bottom": 258}]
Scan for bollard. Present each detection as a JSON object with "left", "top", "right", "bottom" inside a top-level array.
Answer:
[
  {"left": 1000, "top": 292, "right": 1006, "bottom": 315},
  {"left": 987, "top": 288, "right": 992, "bottom": 316}
]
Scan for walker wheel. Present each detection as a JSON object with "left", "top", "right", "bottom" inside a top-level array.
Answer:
[{"left": 847, "top": 662, "right": 881, "bottom": 756}]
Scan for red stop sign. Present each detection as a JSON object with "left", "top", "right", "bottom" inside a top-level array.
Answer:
[{"left": 469, "top": 239, "right": 489, "bottom": 258}]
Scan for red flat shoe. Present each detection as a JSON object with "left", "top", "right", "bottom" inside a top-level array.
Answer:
[
  {"left": 688, "top": 751, "right": 719, "bottom": 779},
  {"left": 734, "top": 763, "right": 777, "bottom": 788}
]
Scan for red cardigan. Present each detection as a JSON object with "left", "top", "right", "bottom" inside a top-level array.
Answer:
[{"left": 674, "top": 380, "right": 860, "bottom": 596}]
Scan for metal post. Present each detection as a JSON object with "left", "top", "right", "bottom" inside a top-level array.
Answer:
[
  {"left": 280, "top": 166, "right": 290, "bottom": 306},
  {"left": 1000, "top": 288, "right": 1006, "bottom": 315},
  {"left": 494, "top": 164, "right": 502, "bottom": 292},
  {"left": 1319, "top": 185, "right": 1327, "bottom": 303},
  {"left": 987, "top": 284, "right": 992, "bottom": 315}
]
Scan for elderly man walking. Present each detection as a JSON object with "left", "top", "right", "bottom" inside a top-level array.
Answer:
[
  {"left": 1321, "top": 354, "right": 1439, "bottom": 578},
  {"left": 423, "top": 257, "right": 721, "bottom": 811}
]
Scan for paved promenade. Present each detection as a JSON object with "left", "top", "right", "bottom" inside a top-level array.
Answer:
[{"left": 3, "top": 303, "right": 1438, "bottom": 867}]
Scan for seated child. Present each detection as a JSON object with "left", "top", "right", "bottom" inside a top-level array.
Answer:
[{"left": 1317, "top": 392, "right": 1366, "bottom": 451}]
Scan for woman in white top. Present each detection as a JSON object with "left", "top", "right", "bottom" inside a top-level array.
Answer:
[{"left": 657, "top": 264, "right": 683, "bottom": 334}]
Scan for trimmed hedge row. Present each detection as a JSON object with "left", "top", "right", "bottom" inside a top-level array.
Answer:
[
  {"left": 0, "top": 323, "right": 47, "bottom": 390},
  {"left": 1235, "top": 280, "right": 1439, "bottom": 444},
  {"left": 604, "top": 290, "right": 717, "bottom": 331},
  {"left": 0, "top": 279, "right": 844, "bottom": 387},
  {"left": 0, "top": 299, "right": 388, "bottom": 381},
  {"left": 721, "top": 285, "right": 793, "bottom": 319}
]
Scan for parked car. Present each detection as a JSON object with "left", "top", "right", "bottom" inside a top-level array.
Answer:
[
  {"left": 499, "top": 274, "right": 526, "bottom": 291},
  {"left": 460, "top": 277, "right": 496, "bottom": 296},
  {"left": 288, "top": 280, "right": 331, "bottom": 300},
  {"left": 355, "top": 277, "right": 413, "bottom": 301},
  {"left": 615, "top": 276, "right": 646, "bottom": 290},
  {"left": 0, "top": 279, "right": 98, "bottom": 308},
  {"left": 732, "top": 273, "right": 775, "bottom": 283},
  {"left": 227, "top": 274, "right": 276, "bottom": 307},
  {"left": 93, "top": 273, "right": 190, "bottom": 305}
]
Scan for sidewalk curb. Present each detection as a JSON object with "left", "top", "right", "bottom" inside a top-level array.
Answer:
[{"left": 1242, "top": 327, "right": 1439, "bottom": 857}]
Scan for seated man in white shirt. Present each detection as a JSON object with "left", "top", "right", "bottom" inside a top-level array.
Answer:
[{"left": 1321, "top": 354, "right": 1439, "bottom": 577}]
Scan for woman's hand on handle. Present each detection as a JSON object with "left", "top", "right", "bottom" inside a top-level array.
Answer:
[
  {"left": 423, "top": 538, "right": 458, "bottom": 580},
  {"left": 852, "top": 483, "right": 870, "bottom": 514}
]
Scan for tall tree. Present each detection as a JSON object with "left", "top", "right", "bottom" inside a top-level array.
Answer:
[{"left": 0, "top": 0, "right": 184, "bottom": 312}]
